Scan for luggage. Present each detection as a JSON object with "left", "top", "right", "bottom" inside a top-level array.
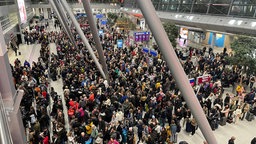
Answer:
[
  {"left": 219, "top": 117, "right": 227, "bottom": 126},
  {"left": 246, "top": 112, "right": 254, "bottom": 121},
  {"left": 51, "top": 73, "right": 57, "bottom": 81},
  {"left": 19, "top": 52, "right": 21, "bottom": 55},
  {"left": 227, "top": 116, "right": 233, "bottom": 123},
  {"left": 186, "top": 122, "right": 192, "bottom": 132},
  {"left": 210, "top": 120, "right": 218, "bottom": 130}
]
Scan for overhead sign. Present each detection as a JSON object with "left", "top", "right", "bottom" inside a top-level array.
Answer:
[
  {"left": 196, "top": 75, "right": 211, "bottom": 85},
  {"left": 149, "top": 49, "right": 158, "bottom": 57},
  {"left": 101, "top": 19, "right": 108, "bottom": 25},
  {"left": 142, "top": 47, "right": 149, "bottom": 53},
  {"left": 76, "top": 13, "right": 87, "bottom": 19},
  {"left": 134, "top": 31, "right": 150, "bottom": 42},
  {"left": 18, "top": 0, "right": 27, "bottom": 24},
  {"left": 96, "top": 14, "right": 103, "bottom": 19},
  {"left": 117, "top": 39, "right": 123, "bottom": 48}
]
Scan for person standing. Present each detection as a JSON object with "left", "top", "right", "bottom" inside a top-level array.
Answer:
[
  {"left": 190, "top": 117, "right": 197, "bottom": 136},
  {"left": 240, "top": 101, "right": 250, "bottom": 120},
  {"left": 228, "top": 136, "right": 236, "bottom": 144},
  {"left": 251, "top": 137, "right": 256, "bottom": 144},
  {"left": 233, "top": 105, "right": 242, "bottom": 124}
]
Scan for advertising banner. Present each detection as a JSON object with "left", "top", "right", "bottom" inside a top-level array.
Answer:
[
  {"left": 208, "top": 32, "right": 225, "bottom": 48},
  {"left": 196, "top": 75, "right": 211, "bottom": 85},
  {"left": 18, "top": 0, "right": 27, "bottom": 24}
]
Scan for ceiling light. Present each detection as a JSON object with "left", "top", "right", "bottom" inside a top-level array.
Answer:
[
  {"left": 237, "top": 20, "right": 243, "bottom": 25},
  {"left": 189, "top": 16, "right": 194, "bottom": 20},
  {"left": 228, "top": 20, "right": 236, "bottom": 25},
  {"left": 252, "top": 22, "right": 256, "bottom": 27}
]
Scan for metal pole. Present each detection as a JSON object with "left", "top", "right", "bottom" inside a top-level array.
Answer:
[
  {"left": 49, "top": 0, "right": 68, "bottom": 34},
  {"left": 253, "top": 7, "right": 256, "bottom": 18},
  {"left": 52, "top": 0, "right": 78, "bottom": 50},
  {"left": 82, "top": 0, "right": 110, "bottom": 83},
  {"left": 190, "top": 0, "right": 195, "bottom": 13},
  {"left": 137, "top": 1, "right": 218, "bottom": 144},
  {"left": 59, "top": 0, "right": 107, "bottom": 79},
  {"left": 206, "top": 0, "right": 211, "bottom": 14},
  {"left": 58, "top": 0, "right": 71, "bottom": 26},
  {"left": 227, "top": 0, "right": 234, "bottom": 16},
  {"left": 177, "top": 0, "right": 183, "bottom": 12}
]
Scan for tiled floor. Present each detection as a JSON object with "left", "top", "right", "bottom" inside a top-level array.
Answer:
[{"left": 8, "top": 43, "right": 41, "bottom": 66}]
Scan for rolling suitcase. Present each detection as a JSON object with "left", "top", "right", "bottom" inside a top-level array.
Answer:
[
  {"left": 219, "top": 117, "right": 227, "bottom": 126},
  {"left": 227, "top": 116, "right": 233, "bottom": 123},
  {"left": 186, "top": 122, "right": 192, "bottom": 132},
  {"left": 246, "top": 112, "right": 254, "bottom": 121}
]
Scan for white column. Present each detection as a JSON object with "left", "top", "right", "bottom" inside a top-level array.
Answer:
[
  {"left": 43, "top": 8, "right": 48, "bottom": 19},
  {"left": 35, "top": 8, "right": 40, "bottom": 16}
]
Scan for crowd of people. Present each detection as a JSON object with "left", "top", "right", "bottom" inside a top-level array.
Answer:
[
  {"left": 11, "top": 14, "right": 256, "bottom": 144},
  {"left": 12, "top": 32, "right": 52, "bottom": 143}
]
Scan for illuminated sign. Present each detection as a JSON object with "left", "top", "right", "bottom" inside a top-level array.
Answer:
[
  {"left": 134, "top": 31, "right": 150, "bottom": 42},
  {"left": 18, "top": 0, "right": 27, "bottom": 24}
]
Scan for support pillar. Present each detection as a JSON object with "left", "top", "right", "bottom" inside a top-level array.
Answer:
[
  {"left": 0, "top": 21, "right": 26, "bottom": 144},
  {"left": 35, "top": 8, "right": 40, "bottom": 16},
  {"left": 43, "top": 8, "right": 49, "bottom": 19},
  {"left": 137, "top": 1, "right": 218, "bottom": 144},
  {"left": 60, "top": 0, "right": 106, "bottom": 79},
  {"left": 50, "top": 0, "right": 77, "bottom": 49},
  {"left": 82, "top": 0, "right": 110, "bottom": 83}
]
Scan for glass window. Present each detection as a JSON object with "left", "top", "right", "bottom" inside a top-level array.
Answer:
[
  {"left": 167, "top": 3, "right": 180, "bottom": 11},
  {"left": 230, "top": 4, "right": 256, "bottom": 17},
  {"left": 193, "top": 4, "right": 208, "bottom": 13}
]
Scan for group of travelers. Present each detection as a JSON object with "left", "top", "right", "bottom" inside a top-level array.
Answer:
[
  {"left": 11, "top": 14, "right": 256, "bottom": 144},
  {"left": 12, "top": 31, "right": 52, "bottom": 143}
]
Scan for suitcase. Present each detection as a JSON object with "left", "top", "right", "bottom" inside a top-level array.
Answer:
[
  {"left": 210, "top": 120, "right": 218, "bottom": 130},
  {"left": 246, "top": 112, "right": 254, "bottom": 121},
  {"left": 186, "top": 122, "right": 192, "bottom": 132},
  {"left": 227, "top": 116, "right": 233, "bottom": 123},
  {"left": 219, "top": 117, "right": 227, "bottom": 126}
]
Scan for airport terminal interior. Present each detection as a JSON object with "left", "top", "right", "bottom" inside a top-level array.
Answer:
[{"left": 0, "top": 0, "right": 256, "bottom": 144}]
